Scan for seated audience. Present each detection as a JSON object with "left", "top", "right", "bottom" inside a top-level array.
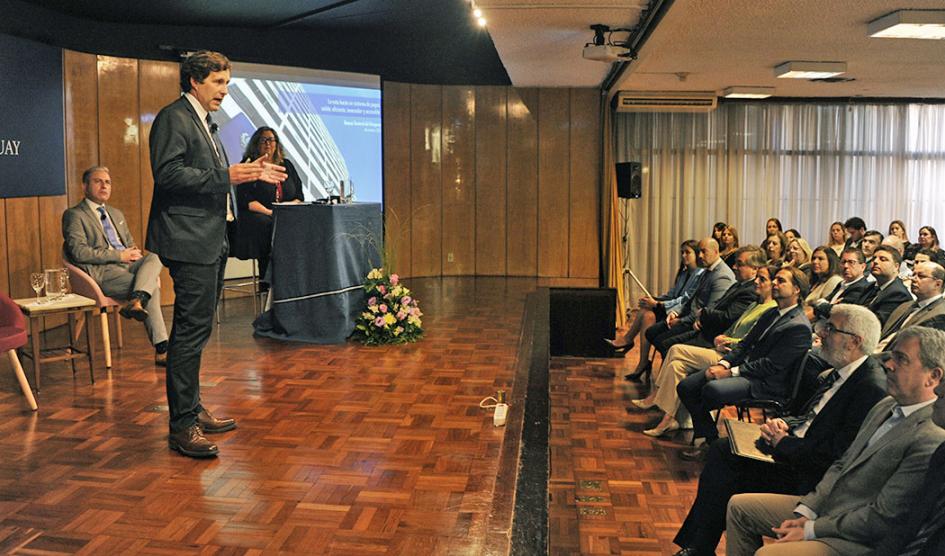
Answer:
[
  {"left": 725, "top": 326, "right": 945, "bottom": 556},
  {"left": 888, "top": 219, "right": 911, "bottom": 256},
  {"left": 765, "top": 218, "right": 783, "bottom": 239},
  {"left": 607, "top": 240, "right": 703, "bottom": 361},
  {"left": 861, "top": 229, "right": 883, "bottom": 265},
  {"left": 862, "top": 245, "right": 914, "bottom": 326},
  {"left": 784, "top": 228, "right": 801, "bottom": 242},
  {"left": 826, "top": 221, "right": 846, "bottom": 257},
  {"left": 881, "top": 235, "right": 912, "bottom": 284},
  {"left": 915, "top": 225, "right": 945, "bottom": 266},
  {"left": 645, "top": 246, "right": 762, "bottom": 359},
  {"left": 631, "top": 264, "right": 777, "bottom": 438},
  {"left": 62, "top": 166, "right": 169, "bottom": 365},
  {"left": 677, "top": 267, "right": 812, "bottom": 459},
  {"left": 641, "top": 238, "right": 735, "bottom": 368},
  {"left": 712, "top": 221, "right": 728, "bottom": 244},
  {"left": 671, "top": 304, "right": 886, "bottom": 556},
  {"left": 810, "top": 248, "right": 872, "bottom": 321},
  {"left": 764, "top": 232, "right": 789, "bottom": 266},
  {"left": 231, "top": 127, "right": 304, "bottom": 288},
  {"left": 843, "top": 216, "right": 867, "bottom": 250},
  {"left": 915, "top": 248, "right": 936, "bottom": 265},
  {"left": 804, "top": 247, "right": 842, "bottom": 308},
  {"left": 877, "top": 262, "right": 945, "bottom": 351},
  {"left": 720, "top": 225, "right": 740, "bottom": 268}
]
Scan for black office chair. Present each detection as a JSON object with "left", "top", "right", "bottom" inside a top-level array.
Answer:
[{"left": 732, "top": 351, "right": 812, "bottom": 422}]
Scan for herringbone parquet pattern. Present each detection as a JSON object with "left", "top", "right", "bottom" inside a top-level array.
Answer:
[
  {"left": 0, "top": 277, "right": 566, "bottom": 555},
  {"left": 549, "top": 355, "right": 726, "bottom": 556}
]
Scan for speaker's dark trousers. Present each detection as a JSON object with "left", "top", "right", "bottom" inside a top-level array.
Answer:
[{"left": 162, "top": 245, "right": 227, "bottom": 433}]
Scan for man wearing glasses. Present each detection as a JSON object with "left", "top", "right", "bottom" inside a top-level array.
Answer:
[
  {"left": 670, "top": 304, "right": 886, "bottom": 556},
  {"left": 877, "top": 262, "right": 945, "bottom": 351},
  {"left": 811, "top": 248, "right": 872, "bottom": 321}
]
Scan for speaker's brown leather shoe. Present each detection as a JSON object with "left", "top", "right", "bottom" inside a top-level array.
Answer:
[
  {"left": 119, "top": 298, "right": 148, "bottom": 322},
  {"left": 154, "top": 351, "right": 167, "bottom": 367},
  {"left": 168, "top": 424, "right": 218, "bottom": 458},
  {"left": 197, "top": 408, "right": 236, "bottom": 434}
]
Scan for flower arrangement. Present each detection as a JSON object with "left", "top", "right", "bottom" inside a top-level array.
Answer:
[{"left": 352, "top": 268, "right": 423, "bottom": 345}]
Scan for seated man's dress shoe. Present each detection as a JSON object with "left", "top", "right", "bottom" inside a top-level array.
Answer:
[
  {"left": 154, "top": 351, "right": 167, "bottom": 367},
  {"left": 168, "top": 424, "right": 218, "bottom": 458},
  {"left": 119, "top": 298, "right": 148, "bottom": 322},
  {"left": 197, "top": 408, "right": 237, "bottom": 434}
]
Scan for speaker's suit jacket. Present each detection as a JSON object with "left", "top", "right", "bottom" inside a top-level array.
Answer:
[
  {"left": 869, "top": 441, "right": 945, "bottom": 556},
  {"left": 146, "top": 96, "right": 230, "bottom": 264},
  {"left": 695, "top": 278, "right": 758, "bottom": 343},
  {"left": 719, "top": 304, "right": 812, "bottom": 399},
  {"left": 813, "top": 276, "right": 873, "bottom": 319},
  {"left": 798, "top": 397, "right": 945, "bottom": 554},
  {"left": 879, "top": 296, "right": 945, "bottom": 340},
  {"left": 62, "top": 201, "right": 134, "bottom": 284},
  {"left": 676, "top": 259, "right": 735, "bottom": 326},
  {"left": 862, "top": 277, "right": 913, "bottom": 326}
]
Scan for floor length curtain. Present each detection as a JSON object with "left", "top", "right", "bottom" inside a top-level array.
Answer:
[{"left": 615, "top": 102, "right": 945, "bottom": 299}]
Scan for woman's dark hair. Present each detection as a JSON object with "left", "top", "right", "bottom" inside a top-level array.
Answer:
[
  {"left": 765, "top": 232, "right": 789, "bottom": 260},
  {"left": 766, "top": 218, "right": 783, "bottom": 232},
  {"left": 242, "top": 126, "right": 285, "bottom": 165},
  {"left": 810, "top": 246, "right": 841, "bottom": 285},
  {"left": 785, "top": 228, "right": 801, "bottom": 238},
  {"left": 712, "top": 222, "right": 727, "bottom": 239},
  {"left": 678, "top": 239, "right": 700, "bottom": 274},
  {"left": 722, "top": 225, "right": 740, "bottom": 249}
]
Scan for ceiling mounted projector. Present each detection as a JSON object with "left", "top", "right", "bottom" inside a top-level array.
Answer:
[{"left": 583, "top": 44, "right": 629, "bottom": 62}]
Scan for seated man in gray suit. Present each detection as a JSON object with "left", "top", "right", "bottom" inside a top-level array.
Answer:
[
  {"left": 726, "top": 326, "right": 945, "bottom": 556},
  {"left": 63, "top": 166, "right": 169, "bottom": 366}
]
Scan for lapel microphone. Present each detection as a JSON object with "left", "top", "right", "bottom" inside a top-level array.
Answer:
[{"left": 209, "top": 122, "right": 219, "bottom": 134}]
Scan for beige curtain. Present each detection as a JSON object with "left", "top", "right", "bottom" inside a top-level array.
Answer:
[
  {"left": 615, "top": 102, "right": 945, "bottom": 298},
  {"left": 601, "top": 96, "right": 627, "bottom": 327}
]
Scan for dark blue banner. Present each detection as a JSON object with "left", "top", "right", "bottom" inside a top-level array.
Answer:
[{"left": 0, "top": 33, "right": 65, "bottom": 198}]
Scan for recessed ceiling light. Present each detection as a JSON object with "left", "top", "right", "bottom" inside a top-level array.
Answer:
[
  {"left": 477, "top": 16, "right": 487, "bottom": 27},
  {"left": 473, "top": 8, "right": 483, "bottom": 18},
  {"left": 722, "top": 86, "right": 775, "bottom": 99},
  {"left": 869, "top": 10, "right": 945, "bottom": 39},
  {"left": 774, "top": 61, "right": 847, "bottom": 79}
]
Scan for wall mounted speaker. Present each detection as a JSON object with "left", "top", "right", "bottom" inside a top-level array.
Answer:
[{"left": 616, "top": 161, "right": 642, "bottom": 199}]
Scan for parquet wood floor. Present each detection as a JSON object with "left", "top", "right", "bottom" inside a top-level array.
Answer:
[
  {"left": 0, "top": 277, "right": 591, "bottom": 556},
  {"left": 549, "top": 353, "right": 730, "bottom": 556}
]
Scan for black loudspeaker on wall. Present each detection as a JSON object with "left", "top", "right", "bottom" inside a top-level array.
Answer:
[
  {"left": 616, "top": 161, "right": 642, "bottom": 199},
  {"left": 549, "top": 288, "right": 616, "bottom": 357}
]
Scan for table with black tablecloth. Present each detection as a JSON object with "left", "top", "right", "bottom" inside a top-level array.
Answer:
[{"left": 253, "top": 203, "right": 382, "bottom": 343}]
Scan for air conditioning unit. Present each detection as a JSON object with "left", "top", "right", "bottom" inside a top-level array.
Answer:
[{"left": 615, "top": 91, "right": 718, "bottom": 113}]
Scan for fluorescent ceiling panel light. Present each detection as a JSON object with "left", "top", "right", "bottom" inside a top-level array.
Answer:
[
  {"left": 869, "top": 10, "right": 945, "bottom": 39},
  {"left": 774, "top": 61, "right": 847, "bottom": 79},
  {"left": 722, "top": 86, "right": 774, "bottom": 99}
]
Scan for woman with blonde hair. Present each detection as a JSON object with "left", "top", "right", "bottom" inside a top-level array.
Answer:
[{"left": 720, "top": 226, "right": 740, "bottom": 268}]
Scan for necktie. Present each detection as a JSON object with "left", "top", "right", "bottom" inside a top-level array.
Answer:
[
  {"left": 787, "top": 369, "right": 841, "bottom": 435},
  {"left": 206, "top": 114, "right": 238, "bottom": 221},
  {"left": 97, "top": 206, "right": 125, "bottom": 251},
  {"left": 866, "top": 406, "right": 904, "bottom": 448}
]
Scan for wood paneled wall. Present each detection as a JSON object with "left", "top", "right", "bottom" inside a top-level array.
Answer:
[
  {"left": 1, "top": 50, "right": 179, "bottom": 304},
  {"left": 384, "top": 82, "right": 601, "bottom": 280}
]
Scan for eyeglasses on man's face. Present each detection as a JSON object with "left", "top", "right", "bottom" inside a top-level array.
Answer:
[{"left": 817, "top": 321, "right": 858, "bottom": 338}]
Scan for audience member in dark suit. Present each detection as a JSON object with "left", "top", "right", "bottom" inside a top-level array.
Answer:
[
  {"left": 861, "top": 245, "right": 913, "bottom": 326},
  {"left": 876, "top": 262, "right": 945, "bottom": 352},
  {"left": 677, "top": 267, "right": 813, "bottom": 459},
  {"left": 230, "top": 126, "right": 304, "bottom": 289},
  {"left": 650, "top": 246, "right": 764, "bottom": 355},
  {"left": 810, "top": 247, "right": 872, "bottom": 320},
  {"left": 726, "top": 326, "right": 945, "bottom": 555},
  {"left": 644, "top": 238, "right": 736, "bottom": 357},
  {"left": 147, "top": 51, "right": 287, "bottom": 458},
  {"left": 843, "top": 216, "right": 867, "bottom": 251},
  {"left": 670, "top": 304, "right": 886, "bottom": 556},
  {"left": 63, "top": 166, "right": 169, "bottom": 365}
]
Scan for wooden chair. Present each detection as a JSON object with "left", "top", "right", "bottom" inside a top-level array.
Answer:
[
  {"left": 0, "top": 292, "right": 38, "bottom": 410},
  {"left": 63, "top": 261, "right": 123, "bottom": 369}
]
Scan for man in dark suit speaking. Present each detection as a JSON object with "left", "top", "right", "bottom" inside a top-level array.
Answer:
[{"left": 147, "top": 50, "right": 286, "bottom": 458}]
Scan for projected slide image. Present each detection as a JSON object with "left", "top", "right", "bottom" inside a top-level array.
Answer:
[{"left": 215, "top": 77, "right": 382, "bottom": 204}]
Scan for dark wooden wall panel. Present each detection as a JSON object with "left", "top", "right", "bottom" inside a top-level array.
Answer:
[
  {"left": 63, "top": 50, "right": 99, "bottom": 207},
  {"left": 409, "top": 84, "right": 443, "bottom": 277},
  {"left": 138, "top": 59, "right": 179, "bottom": 305},
  {"left": 506, "top": 88, "right": 540, "bottom": 277},
  {"left": 568, "top": 89, "right": 601, "bottom": 279},
  {"left": 440, "top": 86, "right": 476, "bottom": 275},
  {"left": 474, "top": 86, "right": 508, "bottom": 276},
  {"left": 382, "top": 82, "right": 413, "bottom": 276},
  {"left": 96, "top": 56, "right": 142, "bottom": 246},
  {"left": 537, "top": 89, "right": 570, "bottom": 278},
  {"left": 5, "top": 199, "right": 42, "bottom": 299}
]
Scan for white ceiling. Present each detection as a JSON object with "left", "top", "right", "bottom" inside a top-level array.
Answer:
[
  {"left": 483, "top": 0, "right": 945, "bottom": 98},
  {"left": 476, "top": 0, "right": 645, "bottom": 87}
]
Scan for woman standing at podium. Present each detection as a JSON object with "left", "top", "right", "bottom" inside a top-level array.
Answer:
[{"left": 231, "top": 126, "right": 304, "bottom": 290}]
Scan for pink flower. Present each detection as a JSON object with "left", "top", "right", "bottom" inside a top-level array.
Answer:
[
  {"left": 379, "top": 304, "right": 388, "bottom": 313},
  {"left": 390, "top": 274, "right": 399, "bottom": 285},
  {"left": 411, "top": 307, "right": 421, "bottom": 317},
  {"left": 374, "top": 317, "right": 385, "bottom": 327},
  {"left": 368, "top": 296, "right": 377, "bottom": 306},
  {"left": 401, "top": 296, "right": 412, "bottom": 306},
  {"left": 378, "top": 285, "right": 387, "bottom": 295},
  {"left": 397, "top": 310, "right": 407, "bottom": 320}
]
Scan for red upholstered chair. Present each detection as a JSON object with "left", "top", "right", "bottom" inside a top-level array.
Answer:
[
  {"left": 63, "top": 261, "right": 123, "bottom": 369},
  {"left": 0, "top": 292, "right": 38, "bottom": 410}
]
